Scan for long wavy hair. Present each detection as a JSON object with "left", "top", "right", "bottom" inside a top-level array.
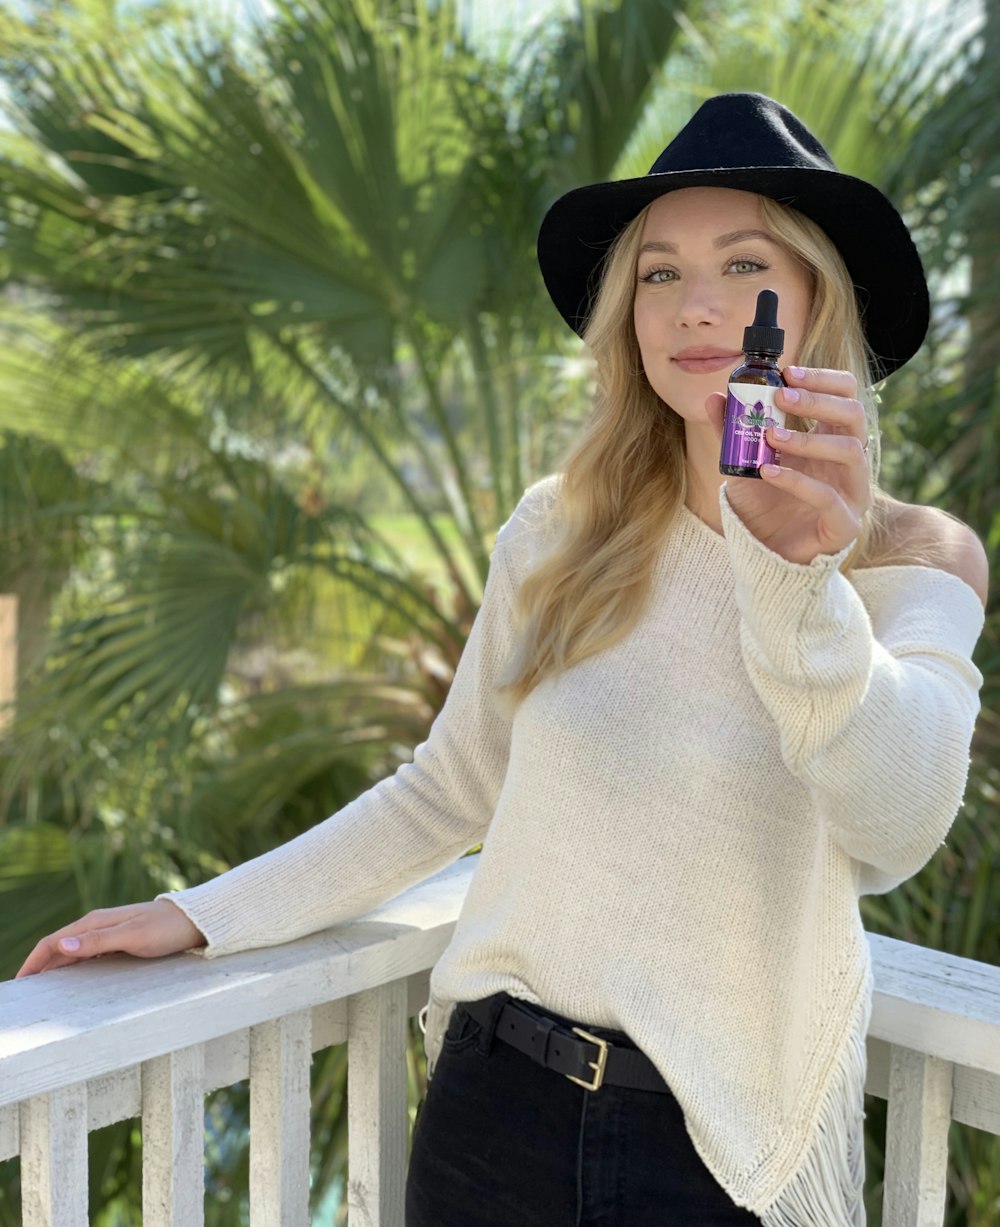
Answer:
[{"left": 495, "top": 192, "right": 946, "bottom": 710}]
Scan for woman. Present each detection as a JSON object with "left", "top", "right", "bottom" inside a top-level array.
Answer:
[{"left": 17, "top": 94, "right": 989, "bottom": 1226}]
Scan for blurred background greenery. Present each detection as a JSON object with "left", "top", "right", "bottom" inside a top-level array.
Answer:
[{"left": 0, "top": 0, "right": 996, "bottom": 1221}]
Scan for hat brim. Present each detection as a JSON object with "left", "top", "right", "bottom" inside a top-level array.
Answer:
[{"left": 536, "top": 167, "right": 928, "bottom": 381}]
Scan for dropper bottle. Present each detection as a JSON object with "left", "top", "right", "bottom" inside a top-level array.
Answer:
[{"left": 719, "top": 289, "right": 786, "bottom": 478}]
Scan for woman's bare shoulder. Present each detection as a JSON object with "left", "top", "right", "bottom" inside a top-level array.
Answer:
[{"left": 871, "top": 496, "right": 989, "bottom": 608}]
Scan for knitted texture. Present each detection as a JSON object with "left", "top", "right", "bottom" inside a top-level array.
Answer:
[{"left": 161, "top": 475, "right": 985, "bottom": 1225}]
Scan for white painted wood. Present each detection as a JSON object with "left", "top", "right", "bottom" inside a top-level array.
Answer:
[
  {"left": 19, "top": 1086, "right": 88, "bottom": 1227},
  {"left": 5, "top": 875, "right": 995, "bottom": 1116},
  {"left": 0, "top": 985, "right": 430, "bottom": 1162},
  {"left": 867, "top": 1037, "right": 1000, "bottom": 1135},
  {"left": 952, "top": 1062, "right": 1000, "bottom": 1134},
  {"left": 0, "top": 856, "right": 475, "bottom": 1108},
  {"left": 0, "top": 1102, "right": 17, "bottom": 1164},
  {"left": 0, "top": 593, "right": 17, "bottom": 730},
  {"left": 203, "top": 1028, "right": 250, "bottom": 1094},
  {"left": 2, "top": 864, "right": 999, "bottom": 1224},
  {"left": 88, "top": 1067, "right": 141, "bottom": 1133},
  {"left": 347, "top": 982, "right": 409, "bottom": 1227},
  {"left": 882, "top": 1046, "right": 953, "bottom": 1227},
  {"left": 312, "top": 998, "right": 348, "bottom": 1051},
  {"left": 142, "top": 1045, "right": 206, "bottom": 1227},
  {"left": 249, "top": 1011, "right": 312, "bottom": 1226},
  {"left": 867, "top": 932, "right": 1000, "bottom": 1076}
]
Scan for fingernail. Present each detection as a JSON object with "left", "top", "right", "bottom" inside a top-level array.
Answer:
[
  {"left": 771, "top": 425, "right": 791, "bottom": 440},
  {"left": 788, "top": 366, "right": 806, "bottom": 380},
  {"left": 781, "top": 387, "right": 800, "bottom": 404},
  {"left": 60, "top": 937, "right": 81, "bottom": 952},
  {"left": 761, "top": 463, "right": 781, "bottom": 477}
]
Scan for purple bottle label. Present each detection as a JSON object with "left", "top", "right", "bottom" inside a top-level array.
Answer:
[{"left": 720, "top": 383, "right": 786, "bottom": 471}]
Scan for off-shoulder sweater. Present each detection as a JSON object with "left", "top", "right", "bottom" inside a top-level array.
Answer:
[{"left": 160, "top": 475, "right": 986, "bottom": 1227}]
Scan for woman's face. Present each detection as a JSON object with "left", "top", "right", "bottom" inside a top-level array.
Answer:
[{"left": 632, "top": 187, "right": 813, "bottom": 424}]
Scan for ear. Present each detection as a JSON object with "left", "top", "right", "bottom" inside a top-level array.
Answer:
[{"left": 705, "top": 392, "right": 726, "bottom": 440}]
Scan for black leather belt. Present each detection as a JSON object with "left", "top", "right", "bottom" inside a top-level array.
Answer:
[{"left": 462, "top": 997, "right": 671, "bottom": 1094}]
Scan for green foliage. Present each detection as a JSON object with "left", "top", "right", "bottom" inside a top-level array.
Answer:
[
  {"left": 0, "top": 0, "right": 696, "bottom": 1218},
  {"left": 0, "top": 0, "right": 997, "bottom": 1221}
]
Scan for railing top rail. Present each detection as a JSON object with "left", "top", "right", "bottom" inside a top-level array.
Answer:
[
  {"left": 0, "top": 857, "right": 474, "bottom": 1109},
  {"left": 2, "top": 856, "right": 999, "bottom": 1108},
  {"left": 867, "top": 930, "right": 1000, "bottom": 1075}
]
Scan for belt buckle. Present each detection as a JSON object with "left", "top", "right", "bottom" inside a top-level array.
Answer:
[{"left": 566, "top": 1027, "right": 609, "bottom": 1092}]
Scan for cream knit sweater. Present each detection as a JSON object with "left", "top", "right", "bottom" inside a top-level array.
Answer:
[{"left": 162, "top": 475, "right": 986, "bottom": 1227}]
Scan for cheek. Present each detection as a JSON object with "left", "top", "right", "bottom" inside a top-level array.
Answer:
[
  {"left": 632, "top": 299, "right": 644, "bottom": 339},
  {"left": 632, "top": 299, "right": 659, "bottom": 356},
  {"left": 632, "top": 304, "right": 646, "bottom": 359}
]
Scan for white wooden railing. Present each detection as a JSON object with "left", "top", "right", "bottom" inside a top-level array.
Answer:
[{"left": 2, "top": 854, "right": 999, "bottom": 1226}]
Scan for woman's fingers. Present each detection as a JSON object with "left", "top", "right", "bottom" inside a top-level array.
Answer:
[
  {"left": 55, "top": 925, "right": 123, "bottom": 960},
  {"left": 776, "top": 384, "right": 867, "bottom": 436},
  {"left": 15, "top": 900, "right": 205, "bottom": 978},
  {"left": 777, "top": 369, "right": 868, "bottom": 453},
  {"left": 23, "top": 925, "right": 119, "bottom": 975},
  {"left": 16, "top": 947, "right": 73, "bottom": 976},
  {"left": 17, "top": 916, "right": 126, "bottom": 977},
  {"left": 766, "top": 425, "right": 869, "bottom": 467},
  {"left": 782, "top": 365, "right": 859, "bottom": 399},
  {"left": 16, "top": 912, "right": 109, "bottom": 977},
  {"left": 758, "top": 462, "right": 863, "bottom": 550}
]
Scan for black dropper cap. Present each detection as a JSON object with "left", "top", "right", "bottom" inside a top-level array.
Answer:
[{"left": 743, "top": 289, "right": 784, "bottom": 356}]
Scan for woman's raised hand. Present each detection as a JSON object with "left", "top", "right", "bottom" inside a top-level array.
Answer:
[
  {"left": 706, "top": 365, "right": 872, "bottom": 565},
  {"left": 15, "top": 898, "right": 207, "bottom": 978}
]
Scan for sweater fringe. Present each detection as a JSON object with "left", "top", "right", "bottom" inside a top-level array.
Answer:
[{"left": 758, "top": 979, "right": 870, "bottom": 1227}]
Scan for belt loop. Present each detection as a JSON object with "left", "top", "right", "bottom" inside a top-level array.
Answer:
[{"left": 475, "top": 991, "right": 512, "bottom": 1056}]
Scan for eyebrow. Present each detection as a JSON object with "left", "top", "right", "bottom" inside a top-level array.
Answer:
[{"left": 637, "top": 229, "right": 777, "bottom": 256}]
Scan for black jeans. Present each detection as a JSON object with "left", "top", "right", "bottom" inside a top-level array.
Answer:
[{"left": 406, "top": 991, "right": 762, "bottom": 1226}]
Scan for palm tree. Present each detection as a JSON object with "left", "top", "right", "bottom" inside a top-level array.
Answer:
[
  {"left": 0, "top": 0, "right": 696, "bottom": 1219},
  {"left": 0, "top": 0, "right": 699, "bottom": 902}
]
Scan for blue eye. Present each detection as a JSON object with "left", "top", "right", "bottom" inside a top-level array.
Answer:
[
  {"left": 639, "top": 267, "right": 677, "bottom": 284},
  {"left": 728, "top": 258, "right": 768, "bottom": 274}
]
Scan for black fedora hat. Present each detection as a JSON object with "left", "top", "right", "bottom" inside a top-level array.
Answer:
[{"left": 536, "top": 92, "right": 929, "bottom": 381}]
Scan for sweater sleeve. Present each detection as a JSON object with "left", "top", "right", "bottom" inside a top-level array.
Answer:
[
  {"left": 155, "top": 488, "right": 544, "bottom": 957},
  {"left": 718, "top": 483, "right": 986, "bottom": 895}
]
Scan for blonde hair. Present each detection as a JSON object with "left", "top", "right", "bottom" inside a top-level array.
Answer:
[{"left": 496, "top": 192, "right": 939, "bottom": 709}]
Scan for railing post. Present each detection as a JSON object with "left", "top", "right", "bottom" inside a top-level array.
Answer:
[
  {"left": 882, "top": 1046, "right": 953, "bottom": 1227},
  {"left": 347, "top": 981, "right": 409, "bottom": 1227},
  {"left": 20, "top": 1086, "right": 88, "bottom": 1227},
  {"left": 249, "top": 1010, "right": 313, "bottom": 1226},
  {"left": 142, "top": 1045, "right": 206, "bottom": 1227}
]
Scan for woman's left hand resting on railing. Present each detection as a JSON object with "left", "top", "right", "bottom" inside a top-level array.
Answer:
[{"left": 14, "top": 899, "right": 207, "bottom": 978}]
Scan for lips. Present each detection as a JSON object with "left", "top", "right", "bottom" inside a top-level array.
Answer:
[{"left": 672, "top": 349, "right": 742, "bottom": 375}]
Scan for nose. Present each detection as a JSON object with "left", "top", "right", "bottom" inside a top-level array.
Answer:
[{"left": 675, "top": 274, "right": 724, "bottom": 329}]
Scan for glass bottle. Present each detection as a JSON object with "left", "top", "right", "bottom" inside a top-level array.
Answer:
[{"left": 719, "top": 289, "right": 785, "bottom": 479}]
